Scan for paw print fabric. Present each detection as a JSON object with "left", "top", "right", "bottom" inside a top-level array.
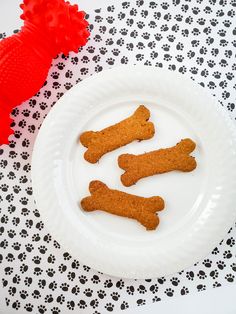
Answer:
[{"left": 0, "top": 0, "right": 236, "bottom": 313}]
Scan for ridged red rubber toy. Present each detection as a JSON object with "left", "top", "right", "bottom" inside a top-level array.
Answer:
[{"left": 0, "top": 0, "right": 90, "bottom": 144}]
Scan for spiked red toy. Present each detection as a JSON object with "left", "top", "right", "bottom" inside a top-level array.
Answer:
[{"left": 0, "top": 0, "right": 90, "bottom": 144}]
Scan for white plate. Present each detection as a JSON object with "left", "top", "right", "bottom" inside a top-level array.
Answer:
[{"left": 32, "top": 65, "right": 236, "bottom": 279}]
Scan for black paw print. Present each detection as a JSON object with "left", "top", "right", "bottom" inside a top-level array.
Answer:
[
  {"left": 67, "top": 271, "right": 75, "bottom": 281},
  {"left": 164, "top": 288, "right": 174, "bottom": 297},
  {"left": 161, "top": 44, "right": 169, "bottom": 52},
  {"left": 224, "top": 248, "right": 233, "bottom": 259},
  {"left": 207, "top": 60, "right": 216, "bottom": 68},
  {"left": 122, "top": 2, "right": 130, "bottom": 9},
  {"left": 170, "top": 277, "right": 180, "bottom": 286},
  {"left": 12, "top": 241, "right": 21, "bottom": 250},
  {"left": 148, "top": 41, "right": 156, "bottom": 49},
  {"left": 227, "top": 103, "right": 235, "bottom": 111},
  {"left": 219, "top": 59, "right": 228, "bottom": 67},
  {"left": 217, "top": 260, "right": 226, "bottom": 270},
  {"left": 90, "top": 299, "right": 99, "bottom": 308},
  {"left": 66, "top": 300, "right": 75, "bottom": 310},
  {"left": 104, "top": 279, "right": 113, "bottom": 288},
  {"left": 98, "top": 289, "right": 106, "bottom": 299},
  {"left": 20, "top": 289, "right": 29, "bottom": 299},
  {"left": 208, "top": 81, "right": 216, "bottom": 91},
  {"left": 7, "top": 171, "right": 16, "bottom": 180},
  {"left": 136, "top": 53, "right": 144, "bottom": 61},
  {"left": 136, "top": 42, "right": 145, "bottom": 50},
  {"left": 6, "top": 253, "right": 15, "bottom": 262},
  {"left": 79, "top": 275, "right": 88, "bottom": 284},
  {"left": 0, "top": 184, "right": 9, "bottom": 192},
  {"left": 25, "top": 219, "right": 34, "bottom": 229},
  {"left": 107, "top": 5, "right": 115, "bottom": 12},
  {"left": 49, "top": 281, "right": 57, "bottom": 291},
  {"left": 8, "top": 286, "right": 16, "bottom": 296},
  {"left": 222, "top": 91, "right": 230, "bottom": 100},
  {"left": 116, "top": 279, "right": 124, "bottom": 289},
  {"left": 121, "top": 56, "right": 129, "bottom": 64},
  {"left": 154, "top": 12, "right": 161, "bottom": 20},
  {"left": 206, "top": 37, "right": 214, "bottom": 45},
  {"left": 19, "top": 229, "right": 28, "bottom": 238},
  {"left": 226, "top": 72, "right": 234, "bottom": 80},
  {"left": 105, "top": 38, "right": 114, "bottom": 46},
  {"left": 20, "top": 263, "right": 28, "bottom": 274},
  {"left": 152, "top": 296, "right": 161, "bottom": 302},
  {"left": 186, "top": 271, "right": 194, "bottom": 280},
  {"left": 12, "top": 217, "right": 20, "bottom": 226},
  {"left": 197, "top": 284, "right": 206, "bottom": 292},
  {"left": 167, "top": 35, "right": 175, "bottom": 43},
  {"left": 94, "top": 34, "right": 102, "bottom": 42},
  {"left": 106, "top": 58, "right": 115, "bottom": 66},
  {"left": 164, "top": 54, "right": 172, "bottom": 61},
  {"left": 137, "top": 299, "right": 146, "bottom": 306},
  {"left": 38, "top": 245, "right": 47, "bottom": 254},
  {"left": 118, "top": 12, "right": 125, "bottom": 20},
  {"left": 13, "top": 274, "right": 21, "bottom": 284},
  {"left": 24, "top": 277, "right": 33, "bottom": 287},
  {"left": 32, "top": 289, "right": 40, "bottom": 299},
  {"left": 176, "top": 55, "right": 184, "bottom": 62},
  {"left": 46, "top": 268, "right": 55, "bottom": 277},
  {"left": 58, "top": 264, "right": 67, "bottom": 273},
  {"left": 150, "top": 51, "right": 158, "bottom": 59},
  {"left": 9, "top": 140, "right": 16, "bottom": 148},
  {"left": 46, "top": 254, "right": 55, "bottom": 265},
  {"left": 219, "top": 80, "right": 227, "bottom": 89},
  {"left": 14, "top": 130, "right": 22, "bottom": 139},
  {"left": 111, "top": 49, "right": 120, "bottom": 57},
  {"left": 5, "top": 266, "right": 13, "bottom": 275},
  {"left": 32, "top": 255, "right": 41, "bottom": 264},
  {"left": 99, "top": 26, "right": 106, "bottom": 34},
  {"left": 25, "top": 243, "right": 34, "bottom": 252},
  {"left": 150, "top": 284, "right": 158, "bottom": 293},
  {"left": 197, "top": 270, "right": 207, "bottom": 279},
  {"left": 92, "top": 55, "right": 101, "bottom": 63},
  {"left": 219, "top": 39, "right": 228, "bottom": 47},
  {"left": 141, "top": 9, "right": 148, "bottom": 18},
  {"left": 24, "top": 303, "right": 34, "bottom": 312},
  {"left": 117, "top": 38, "right": 125, "bottom": 46},
  {"left": 109, "top": 292, "right": 119, "bottom": 301},
  {"left": 109, "top": 26, "right": 117, "bottom": 35},
  {"left": 56, "top": 294, "right": 65, "bottom": 304},
  {"left": 34, "top": 267, "right": 43, "bottom": 276},
  {"left": 181, "top": 4, "right": 189, "bottom": 12},
  {"left": 210, "top": 269, "right": 219, "bottom": 279},
  {"left": 78, "top": 300, "right": 87, "bottom": 309},
  {"left": 51, "top": 307, "right": 60, "bottom": 314},
  {"left": 197, "top": 17, "right": 205, "bottom": 25},
  {"left": 187, "top": 51, "right": 195, "bottom": 60},
  {"left": 137, "top": 21, "right": 145, "bottom": 29},
  {"left": 181, "top": 286, "right": 189, "bottom": 295},
  {"left": 90, "top": 275, "right": 100, "bottom": 284},
  {"left": 1, "top": 239, "right": 8, "bottom": 249},
  {"left": 95, "top": 15, "right": 103, "bottom": 23},
  {"left": 45, "top": 294, "right": 54, "bottom": 303},
  {"left": 105, "top": 303, "right": 114, "bottom": 311},
  {"left": 223, "top": 20, "right": 232, "bottom": 27},
  {"left": 12, "top": 300, "right": 21, "bottom": 310}
]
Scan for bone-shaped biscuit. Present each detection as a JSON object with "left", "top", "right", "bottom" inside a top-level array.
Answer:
[
  {"left": 81, "top": 180, "right": 165, "bottom": 230},
  {"left": 118, "top": 138, "right": 197, "bottom": 187},
  {"left": 79, "top": 105, "right": 155, "bottom": 163}
]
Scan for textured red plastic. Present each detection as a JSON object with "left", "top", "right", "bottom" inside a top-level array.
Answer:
[{"left": 0, "top": 0, "right": 90, "bottom": 144}]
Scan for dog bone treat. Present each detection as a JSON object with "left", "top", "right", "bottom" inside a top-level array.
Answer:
[
  {"left": 118, "top": 138, "right": 197, "bottom": 187},
  {"left": 79, "top": 105, "right": 155, "bottom": 163},
  {"left": 81, "top": 180, "right": 165, "bottom": 230}
]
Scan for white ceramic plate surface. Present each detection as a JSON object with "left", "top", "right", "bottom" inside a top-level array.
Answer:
[{"left": 31, "top": 65, "right": 236, "bottom": 279}]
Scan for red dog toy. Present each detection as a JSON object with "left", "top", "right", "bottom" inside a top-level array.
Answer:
[{"left": 0, "top": 0, "right": 89, "bottom": 144}]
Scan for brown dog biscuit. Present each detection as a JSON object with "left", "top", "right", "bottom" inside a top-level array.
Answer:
[
  {"left": 118, "top": 138, "right": 197, "bottom": 187},
  {"left": 81, "top": 180, "right": 165, "bottom": 230},
  {"left": 79, "top": 105, "right": 155, "bottom": 163}
]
